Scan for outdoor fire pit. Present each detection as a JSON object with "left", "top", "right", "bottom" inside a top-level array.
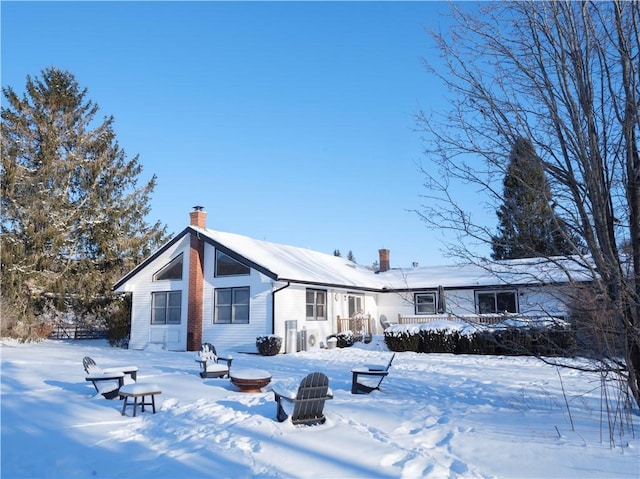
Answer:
[{"left": 230, "top": 368, "right": 272, "bottom": 392}]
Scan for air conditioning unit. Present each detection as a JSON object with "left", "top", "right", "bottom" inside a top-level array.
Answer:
[{"left": 305, "top": 329, "right": 320, "bottom": 350}]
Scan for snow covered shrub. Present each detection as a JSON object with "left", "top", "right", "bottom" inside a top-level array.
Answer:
[
  {"left": 385, "top": 321, "right": 575, "bottom": 357},
  {"left": 384, "top": 330, "right": 420, "bottom": 352},
  {"left": 336, "top": 331, "right": 356, "bottom": 348},
  {"left": 417, "top": 329, "right": 487, "bottom": 354},
  {"left": 454, "top": 331, "right": 490, "bottom": 354},
  {"left": 326, "top": 332, "right": 357, "bottom": 348},
  {"left": 0, "top": 296, "right": 55, "bottom": 342},
  {"left": 256, "top": 335, "right": 282, "bottom": 356},
  {"left": 349, "top": 331, "right": 373, "bottom": 344},
  {"left": 418, "top": 329, "right": 458, "bottom": 353},
  {"left": 106, "top": 295, "right": 131, "bottom": 348},
  {"left": 107, "top": 312, "right": 130, "bottom": 348},
  {"left": 527, "top": 326, "right": 576, "bottom": 357},
  {"left": 490, "top": 325, "right": 575, "bottom": 357}
]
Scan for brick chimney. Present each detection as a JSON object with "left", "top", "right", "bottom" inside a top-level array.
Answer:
[
  {"left": 187, "top": 206, "right": 205, "bottom": 350},
  {"left": 190, "top": 205, "right": 207, "bottom": 228},
  {"left": 379, "top": 248, "right": 390, "bottom": 272}
]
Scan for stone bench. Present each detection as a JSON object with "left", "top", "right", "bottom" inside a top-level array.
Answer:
[{"left": 119, "top": 383, "right": 162, "bottom": 417}]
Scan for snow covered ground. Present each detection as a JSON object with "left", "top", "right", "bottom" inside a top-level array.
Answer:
[{"left": 1, "top": 338, "right": 638, "bottom": 478}]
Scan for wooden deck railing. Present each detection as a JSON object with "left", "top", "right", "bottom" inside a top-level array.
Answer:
[
  {"left": 337, "top": 315, "right": 373, "bottom": 335},
  {"left": 397, "top": 313, "right": 521, "bottom": 326},
  {"left": 396, "top": 313, "right": 449, "bottom": 325}
]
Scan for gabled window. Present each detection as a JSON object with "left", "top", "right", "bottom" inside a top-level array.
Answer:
[
  {"left": 415, "top": 292, "right": 436, "bottom": 314},
  {"left": 215, "top": 287, "right": 250, "bottom": 324},
  {"left": 306, "top": 289, "right": 327, "bottom": 321},
  {"left": 153, "top": 254, "right": 183, "bottom": 281},
  {"left": 215, "top": 250, "right": 250, "bottom": 277},
  {"left": 151, "top": 291, "right": 182, "bottom": 324},
  {"left": 476, "top": 290, "right": 518, "bottom": 314}
]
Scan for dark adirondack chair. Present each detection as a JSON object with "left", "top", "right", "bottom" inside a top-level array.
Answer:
[
  {"left": 273, "top": 372, "right": 333, "bottom": 425},
  {"left": 82, "top": 356, "right": 138, "bottom": 400},
  {"left": 351, "top": 353, "right": 395, "bottom": 394},
  {"left": 83, "top": 356, "right": 138, "bottom": 381},
  {"left": 195, "top": 343, "right": 233, "bottom": 378}
]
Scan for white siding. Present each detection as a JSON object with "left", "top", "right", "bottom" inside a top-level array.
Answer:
[
  {"left": 377, "top": 290, "right": 418, "bottom": 324},
  {"left": 377, "top": 288, "right": 479, "bottom": 322},
  {"left": 376, "top": 286, "right": 570, "bottom": 324},
  {"left": 201, "top": 243, "right": 273, "bottom": 354},
  {"left": 359, "top": 294, "right": 381, "bottom": 334},
  {"left": 272, "top": 285, "right": 380, "bottom": 350},
  {"left": 272, "top": 285, "right": 306, "bottom": 348},
  {"left": 517, "top": 286, "right": 569, "bottom": 317},
  {"left": 125, "top": 235, "right": 190, "bottom": 351}
]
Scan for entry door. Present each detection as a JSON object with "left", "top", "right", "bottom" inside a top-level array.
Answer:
[{"left": 348, "top": 294, "right": 364, "bottom": 317}]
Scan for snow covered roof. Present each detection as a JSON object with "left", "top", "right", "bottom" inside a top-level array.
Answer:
[
  {"left": 191, "top": 226, "right": 386, "bottom": 290},
  {"left": 377, "top": 256, "right": 595, "bottom": 290},
  {"left": 114, "top": 226, "right": 595, "bottom": 292}
]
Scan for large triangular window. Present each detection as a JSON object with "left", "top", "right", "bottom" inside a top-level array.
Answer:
[
  {"left": 153, "top": 254, "right": 183, "bottom": 281},
  {"left": 215, "top": 250, "right": 250, "bottom": 277}
]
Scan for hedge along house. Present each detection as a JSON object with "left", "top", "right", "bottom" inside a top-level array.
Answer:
[{"left": 113, "top": 207, "right": 592, "bottom": 352}]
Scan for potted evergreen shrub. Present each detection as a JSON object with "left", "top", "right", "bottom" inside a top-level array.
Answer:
[{"left": 256, "top": 335, "right": 282, "bottom": 356}]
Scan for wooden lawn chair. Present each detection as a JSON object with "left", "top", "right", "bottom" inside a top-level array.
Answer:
[
  {"left": 273, "top": 372, "right": 333, "bottom": 425},
  {"left": 195, "top": 343, "right": 233, "bottom": 378},
  {"left": 82, "top": 356, "right": 138, "bottom": 399},
  {"left": 351, "top": 353, "right": 395, "bottom": 394}
]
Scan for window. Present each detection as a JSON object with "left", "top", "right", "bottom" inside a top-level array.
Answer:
[
  {"left": 476, "top": 290, "right": 517, "bottom": 314},
  {"left": 153, "top": 254, "right": 183, "bottom": 281},
  {"left": 215, "top": 287, "right": 250, "bottom": 324},
  {"left": 415, "top": 292, "right": 436, "bottom": 314},
  {"left": 151, "top": 291, "right": 182, "bottom": 324},
  {"left": 306, "top": 289, "right": 327, "bottom": 321},
  {"left": 215, "top": 250, "right": 250, "bottom": 277}
]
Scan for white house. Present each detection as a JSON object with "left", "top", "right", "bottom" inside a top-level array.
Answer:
[{"left": 113, "top": 207, "right": 591, "bottom": 352}]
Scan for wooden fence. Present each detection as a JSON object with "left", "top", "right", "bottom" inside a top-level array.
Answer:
[{"left": 48, "top": 321, "right": 108, "bottom": 340}]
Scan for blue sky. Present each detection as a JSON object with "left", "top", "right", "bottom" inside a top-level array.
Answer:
[{"left": 2, "top": 1, "right": 486, "bottom": 268}]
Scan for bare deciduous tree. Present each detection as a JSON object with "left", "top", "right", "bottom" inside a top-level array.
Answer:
[{"left": 416, "top": 1, "right": 640, "bottom": 407}]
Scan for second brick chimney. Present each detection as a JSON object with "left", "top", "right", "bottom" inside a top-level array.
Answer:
[{"left": 379, "top": 248, "right": 390, "bottom": 272}]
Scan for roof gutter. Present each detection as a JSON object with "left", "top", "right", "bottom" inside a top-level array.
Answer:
[
  {"left": 271, "top": 281, "right": 291, "bottom": 333},
  {"left": 277, "top": 277, "right": 383, "bottom": 293}
]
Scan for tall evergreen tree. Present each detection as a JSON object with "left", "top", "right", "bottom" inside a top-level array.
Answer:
[
  {"left": 491, "top": 137, "right": 578, "bottom": 260},
  {"left": 1, "top": 67, "right": 167, "bottom": 329}
]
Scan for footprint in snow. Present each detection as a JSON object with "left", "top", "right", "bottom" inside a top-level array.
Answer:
[
  {"left": 379, "top": 450, "right": 405, "bottom": 467},
  {"left": 401, "top": 455, "right": 432, "bottom": 477}
]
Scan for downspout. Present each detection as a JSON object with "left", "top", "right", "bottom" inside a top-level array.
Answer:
[{"left": 271, "top": 281, "right": 291, "bottom": 333}]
